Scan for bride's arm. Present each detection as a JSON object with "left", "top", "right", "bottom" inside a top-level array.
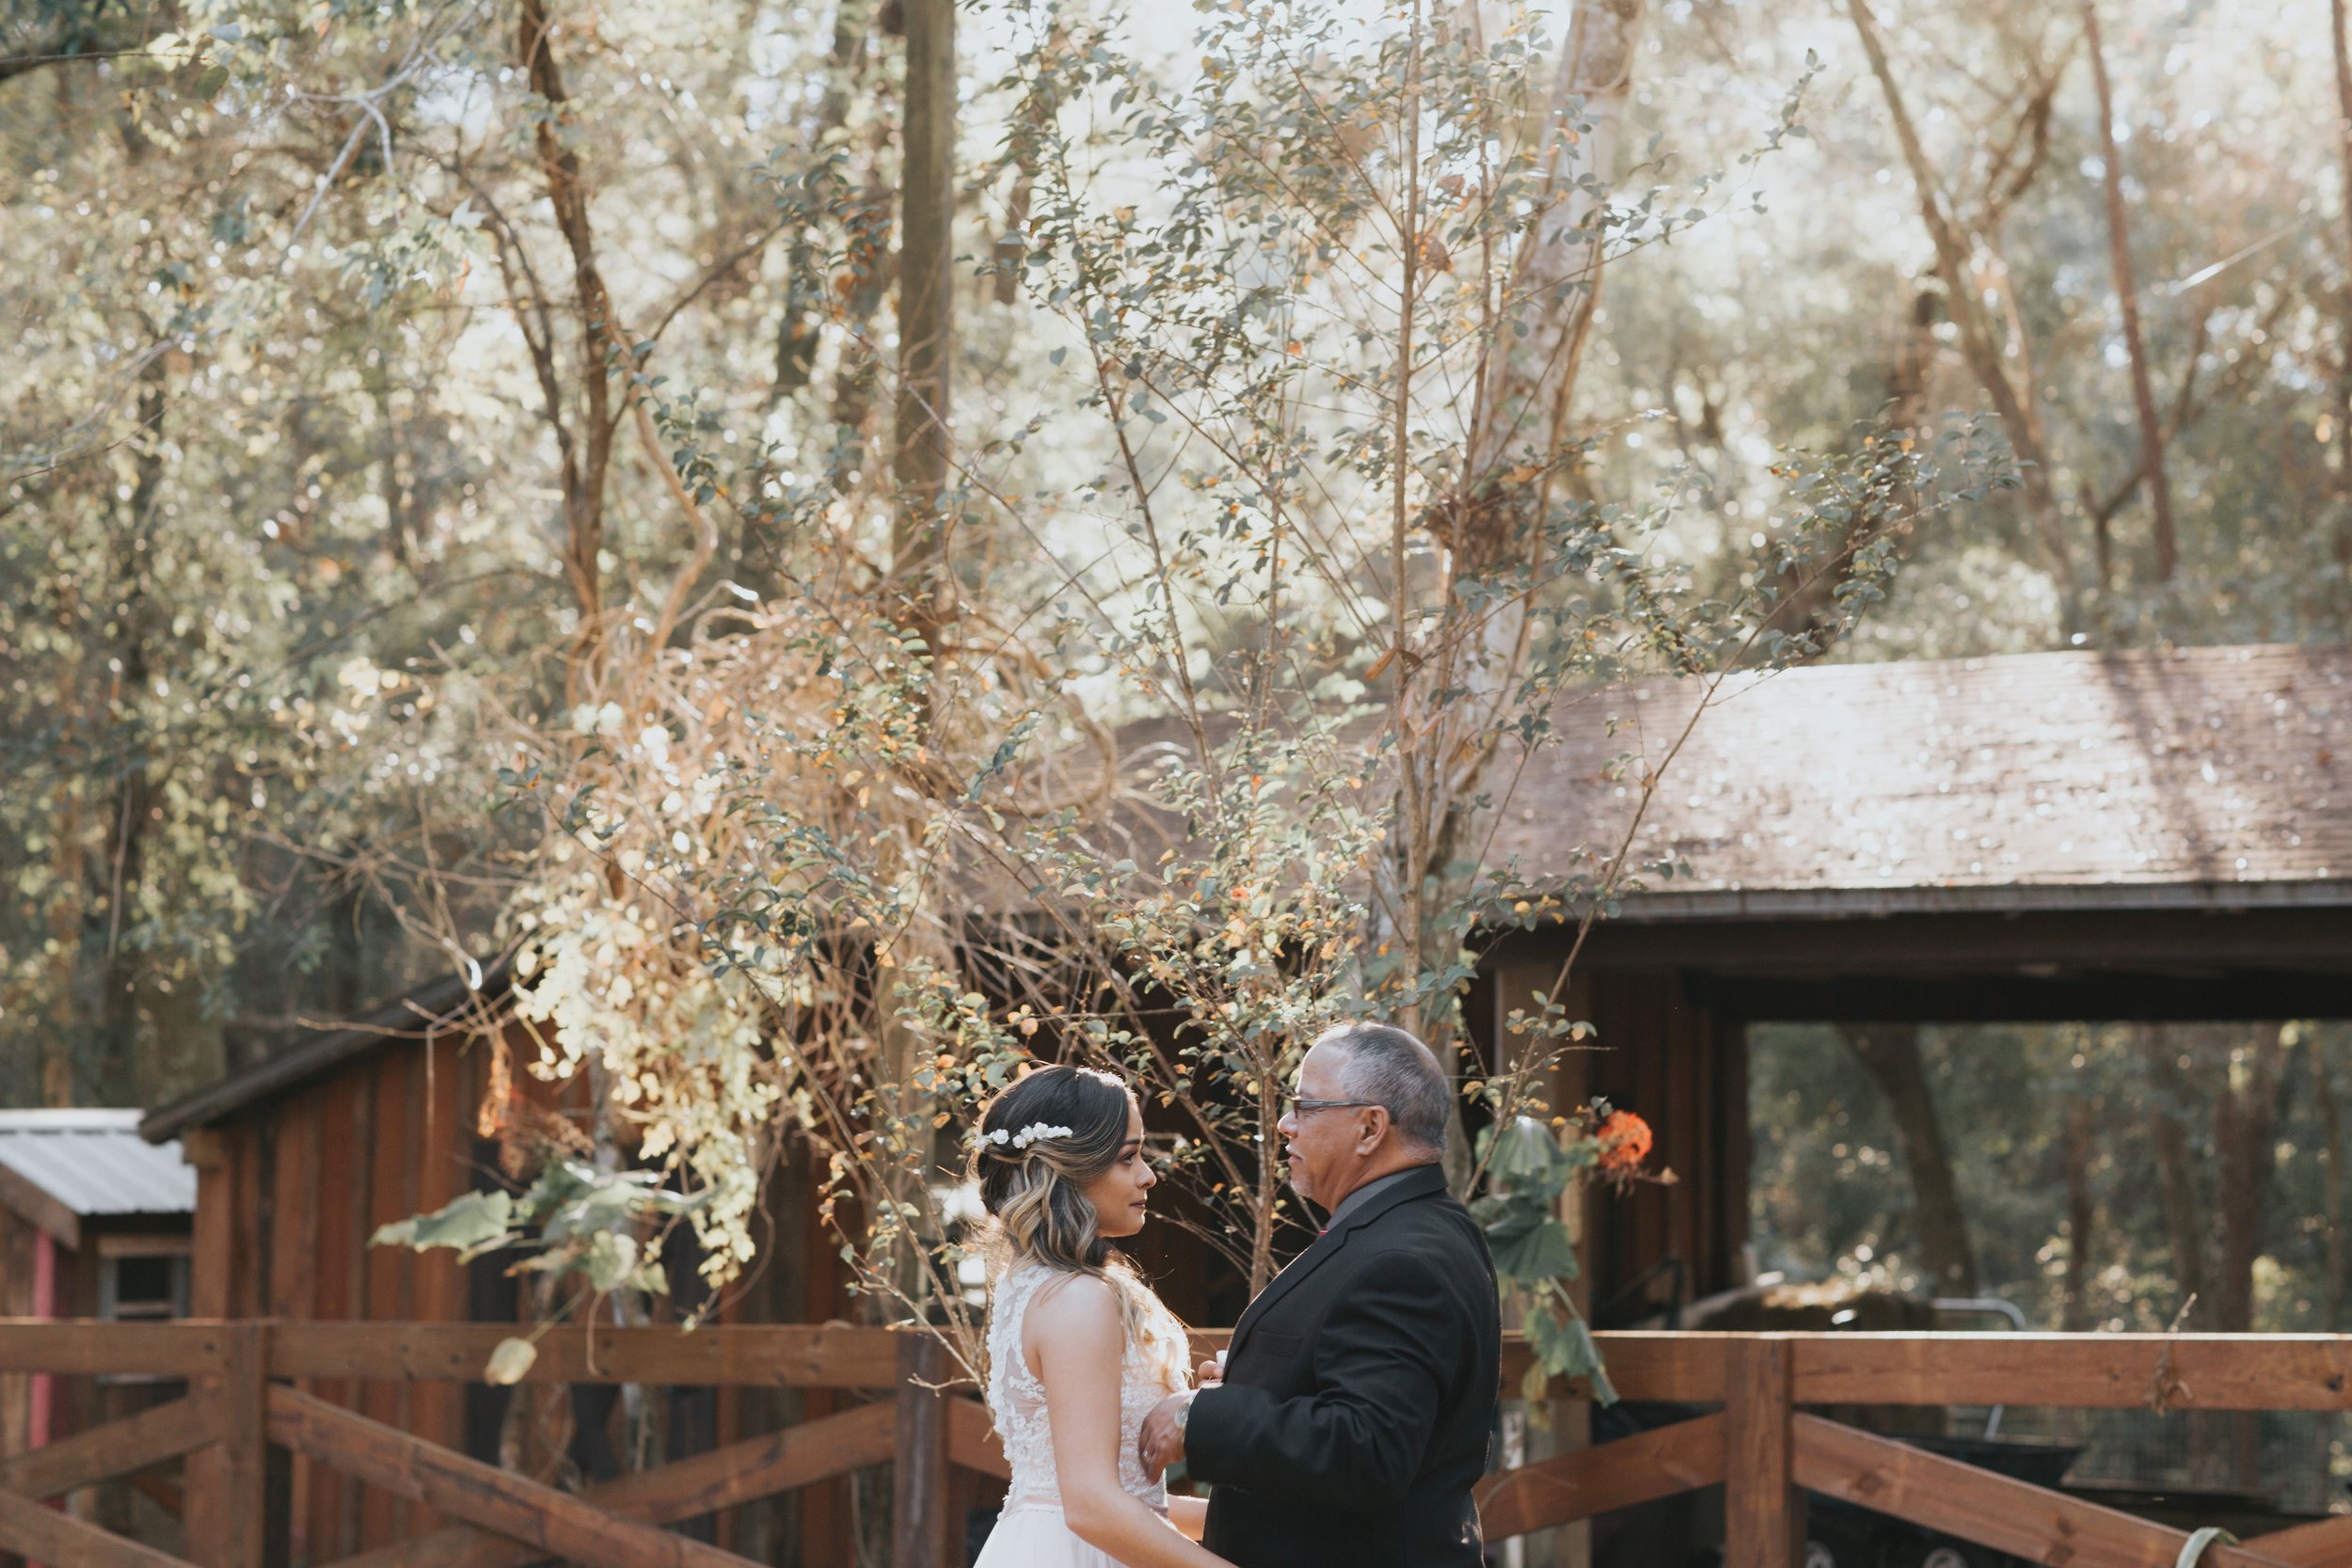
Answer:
[
  {"left": 1165, "top": 1495, "right": 1207, "bottom": 1541},
  {"left": 1028, "top": 1277, "right": 1232, "bottom": 1568}
]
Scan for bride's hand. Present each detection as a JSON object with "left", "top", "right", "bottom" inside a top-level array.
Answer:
[{"left": 1195, "top": 1351, "right": 1225, "bottom": 1387}]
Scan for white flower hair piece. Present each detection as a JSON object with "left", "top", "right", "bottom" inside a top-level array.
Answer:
[{"left": 973, "top": 1122, "right": 1074, "bottom": 1152}]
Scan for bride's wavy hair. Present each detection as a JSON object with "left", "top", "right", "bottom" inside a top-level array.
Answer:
[{"left": 970, "top": 1064, "right": 1180, "bottom": 1383}]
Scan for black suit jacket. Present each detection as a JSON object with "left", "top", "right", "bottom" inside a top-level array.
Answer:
[{"left": 1186, "top": 1164, "right": 1502, "bottom": 1568}]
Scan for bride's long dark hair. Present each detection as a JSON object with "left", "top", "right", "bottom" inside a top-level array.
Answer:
[{"left": 970, "top": 1065, "right": 1183, "bottom": 1385}]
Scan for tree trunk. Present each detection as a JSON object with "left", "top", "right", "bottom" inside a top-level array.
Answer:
[
  {"left": 1846, "top": 0, "right": 2079, "bottom": 600},
  {"left": 2213, "top": 1024, "right": 2289, "bottom": 1485},
  {"left": 2331, "top": 0, "right": 2352, "bottom": 565},
  {"left": 1840, "top": 1024, "right": 1977, "bottom": 1295},
  {"left": 1385, "top": 0, "right": 1647, "bottom": 1191},
  {"left": 2060, "top": 1094, "right": 2097, "bottom": 1331},
  {"left": 2312, "top": 1029, "right": 2345, "bottom": 1330},
  {"left": 2137, "top": 1025, "right": 2208, "bottom": 1313},
  {"left": 91, "top": 360, "right": 167, "bottom": 1104},
  {"left": 2137, "top": 1025, "right": 2220, "bottom": 1482},
  {"left": 2080, "top": 0, "right": 2177, "bottom": 582},
  {"left": 892, "top": 0, "right": 954, "bottom": 641},
  {"left": 516, "top": 0, "right": 618, "bottom": 686}
]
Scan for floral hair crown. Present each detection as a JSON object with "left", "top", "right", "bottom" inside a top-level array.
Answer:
[{"left": 974, "top": 1121, "right": 1074, "bottom": 1153}]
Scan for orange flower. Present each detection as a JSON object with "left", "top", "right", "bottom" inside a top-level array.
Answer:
[{"left": 1596, "top": 1109, "right": 1653, "bottom": 1173}]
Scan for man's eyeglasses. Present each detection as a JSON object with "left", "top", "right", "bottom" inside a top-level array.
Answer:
[{"left": 1282, "top": 1097, "right": 1380, "bottom": 1118}]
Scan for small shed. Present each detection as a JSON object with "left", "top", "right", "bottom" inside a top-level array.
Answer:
[
  {"left": 1481, "top": 641, "right": 2352, "bottom": 1321},
  {"left": 0, "top": 1110, "right": 195, "bottom": 1533}
]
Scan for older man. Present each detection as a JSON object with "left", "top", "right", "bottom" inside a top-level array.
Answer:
[{"left": 1138, "top": 1022, "right": 1502, "bottom": 1568}]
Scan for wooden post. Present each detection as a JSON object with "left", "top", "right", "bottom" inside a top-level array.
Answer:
[
  {"left": 892, "top": 1334, "right": 949, "bottom": 1568},
  {"left": 218, "top": 1323, "right": 269, "bottom": 1568},
  {"left": 1724, "top": 1335, "right": 1803, "bottom": 1568}
]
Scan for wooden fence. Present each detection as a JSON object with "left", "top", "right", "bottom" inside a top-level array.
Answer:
[{"left": 8, "top": 1323, "right": 2352, "bottom": 1568}]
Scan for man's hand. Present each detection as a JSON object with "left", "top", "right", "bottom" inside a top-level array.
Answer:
[{"left": 1138, "top": 1388, "right": 1195, "bottom": 1481}]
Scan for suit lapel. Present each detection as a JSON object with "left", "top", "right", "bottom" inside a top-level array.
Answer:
[{"left": 1228, "top": 1164, "right": 1448, "bottom": 1355}]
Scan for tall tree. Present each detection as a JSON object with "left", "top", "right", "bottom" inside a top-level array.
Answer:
[
  {"left": 1846, "top": 0, "right": 2080, "bottom": 603},
  {"left": 2080, "top": 0, "right": 2178, "bottom": 583},
  {"left": 1840, "top": 1023, "right": 1978, "bottom": 1295},
  {"left": 892, "top": 0, "right": 955, "bottom": 650},
  {"left": 1388, "top": 0, "right": 1649, "bottom": 1181}
]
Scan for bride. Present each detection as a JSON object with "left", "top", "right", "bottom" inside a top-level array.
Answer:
[{"left": 968, "top": 1064, "right": 1234, "bottom": 1568}]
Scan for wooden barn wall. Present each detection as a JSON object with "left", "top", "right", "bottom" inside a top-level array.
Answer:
[
  {"left": 0, "top": 1208, "right": 33, "bottom": 1463},
  {"left": 175, "top": 1021, "right": 882, "bottom": 1565},
  {"left": 1486, "top": 951, "right": 1745, "bottom": 1321},
  {"left": 185, "top": 1023, "right": 489, "bottom": 1561}
]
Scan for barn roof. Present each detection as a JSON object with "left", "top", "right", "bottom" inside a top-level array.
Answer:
[
  {"left": 138, "top": 957, "right": 513, "bottom": 1145},
  {"left": 0, "top": 1110, "right": 194, "bottom": 1246},
  {"left": 1490, "top": 641, "right": 2352, "bottom": 921}
]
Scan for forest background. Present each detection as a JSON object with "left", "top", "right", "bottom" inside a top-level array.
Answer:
[{"left": 7, "top": 0, "right": 2352, "bottom": 1444}]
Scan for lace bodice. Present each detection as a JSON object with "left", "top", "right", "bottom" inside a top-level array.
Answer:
[{"left": 986, "top": 1257, "right": 1188, "bottom": 1513}]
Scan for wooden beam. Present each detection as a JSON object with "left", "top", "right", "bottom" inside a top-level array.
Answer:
[
  {"left": 265, "top": 1386, "right": 763, "bottom": 1568},
  {"left": 946, "top": 1397, "right": 1008, "bottom": 1481},
  {"left": 321, "top": 1402, "right": 898, "bottom": 1568},
  {"left": 1791, "top": 1414, "right": 2296, "bottom": 1568},
  {"left": 2229, "top": 1512, "right": 2352, "bottom": 1568},
  {"left": 218, "top": 1322, "right": 269, "bottom": 1568},
  {"left": 1724, "top": 1337, "right": 1802, "bottom": 1568},
  {"left": 0, "top": 1321, "right": 228, "bottom": 1377},
  {"left": 15, "top": 1323, "right": 2352, "bottom": 1410},
  {"left": 0, "top": 1487, "right": 197, "bottom": 1568},
  {"left": 263, "top": 1323, "right": 904, "bottom": 1388},
  {"left": 0, "top": 1160, "right": 79, "bottom": 1249},
  {"left": 1474, "top": 1413, "right": 1725, "bottom": 1541},
  {"left": 891, "top": 1335, "right": 949, "bottom": 1568},
  {"left": 1793, "top": 1332, "right": 2352, "bottom": 1410},
  {"left": 0, "top": 1393, "right": 218, "bottom": 1501}
]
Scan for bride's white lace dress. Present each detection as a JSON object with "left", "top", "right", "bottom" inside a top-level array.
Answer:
[{"left": 974, "top": 1256, "right": 1191, "bottom": 1568}]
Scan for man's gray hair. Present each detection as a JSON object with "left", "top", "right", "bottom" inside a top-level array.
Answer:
[{"left": 1316, "top": 1022, "right": 1450, "bottom": 1151}]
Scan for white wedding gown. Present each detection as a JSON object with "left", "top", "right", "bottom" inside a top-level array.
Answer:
[{"left": 973, "top": 1257, "right": 1191, "bottom": 1568}]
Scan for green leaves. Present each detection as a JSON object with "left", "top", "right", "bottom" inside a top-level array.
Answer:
[
  {"left": 370, "top": 1189, "right": 517, "bottom": 1262},
  {"left": 1523, "top": 1297, "right": 1615, "bottom": 1405},
  {"left": 1475, "top": 1190, "right": 1579, "bottom": 1282},
  {"left": 371, "top": 1162, "right": 695, "bottom": 1301}
]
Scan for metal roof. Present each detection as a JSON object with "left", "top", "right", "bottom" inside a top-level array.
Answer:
[{"left": 0, "top": 1110, "right": 194, "bottom": 1238}]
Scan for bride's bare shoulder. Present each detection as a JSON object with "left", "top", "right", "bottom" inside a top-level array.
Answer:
[{"left": 1025, "top": 1268, "right": 1119, "bottom": 1330}]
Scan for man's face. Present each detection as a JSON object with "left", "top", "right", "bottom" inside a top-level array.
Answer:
[{"left": 1279, "top": 1041, "right": 1373, "bottom": 1206}]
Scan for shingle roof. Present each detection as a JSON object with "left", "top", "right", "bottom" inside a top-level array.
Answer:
[
  {"left": 138, "top": 957, "right": 513, "bottom": 1144},
  {"left": 1489, "top": 642, "right": 2352, "bottom": 918},
  {"left": 0, "top": 1110, "right": 194, "bottom": 1231}
]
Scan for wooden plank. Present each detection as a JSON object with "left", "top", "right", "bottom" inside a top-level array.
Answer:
[
  {"left": 263, "top": 1323, "right": 903, "bottom": 1388},
  {"left": 219, "top": 1322, "right": 269, "bottom": 1568},
  {"left": 2220, "top": 1510, "right": 2352, "bottom": 1568},
  {"left": 0, "top": 1393, "right": 218, "bottom": 1501},
  {"left": 946, "top": 1397, "right": 1008, "bottom": 1481},
  {"left": 1472, "top": 1414, "right": 1725, "bottom": 1541},
  {"left": 266, "top": 1386, "right": 764, "bottom": 1568},
  {"left": 891, "top": 1335, "right": 949, "bottom": 1568},
  {"left": 1791, "top": 1414, "right": 2296, "bottom": 1568},
  {"left": 321, "top": 1402, "right": 898, "bottom": 1568},
  {"left": 0, "top": 1486, "right": 196, "bottom": 1568},
  {"left": 0, "top": 1159, "right": 80, "bottom": 1250},
  {"left": 1724, "top": 1337, "right": 1801, "bottom": 1568},
  {"left": 1792, "top": 1332, "right": 2352, "bottom": 1410},
  {"left": 1194, "top": 1327, "right": 1736, "bottom": 1403},
  {"left": 0, "top": 1322, "right": 230, "bottom": 1378},
  {"left": 21, "top": 1323, "right": 2352, "bottom": 1409}
]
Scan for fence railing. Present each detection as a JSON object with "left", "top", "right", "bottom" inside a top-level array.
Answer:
[{"left": 6, "top": 1323, "right": 2352, "bottom": 1568}]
